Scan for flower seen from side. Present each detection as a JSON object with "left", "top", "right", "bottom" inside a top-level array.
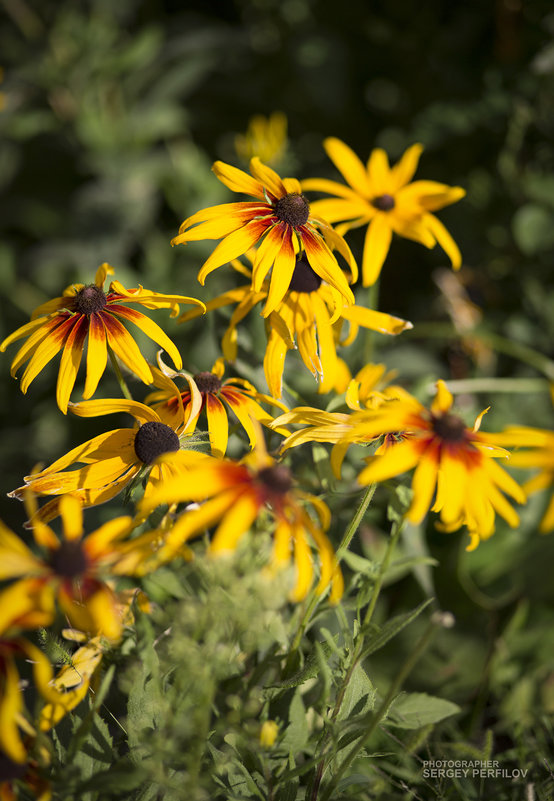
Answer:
[
  {"left": 137, "top": 434, "right": 343, "bottom": 603},
  {"left": 338, "top": 380, "right": 526, "bottom": 548},
  {"left": 145, "top": 356, "right": 288, "bottom": 458},
  {"left": 491, "top": 425, "right": 554, "bottom": 533},
  {"left": 9, "top": 393, "right": 202, "bottom": 526},
  {"left": 171, "top": 157, "right": 358, "bottom": 316},
  {"left": 272, "top": 364, "right": 407, "bottom": 476},
  {"left": 179, "top": 253, "right": 411, "bottom": 399},
  {"left": 0, "top": 263, "right": 205, "bottom": 414},
  {"left": 302, "top": 138, "right": 465, "bottom": 286},
  {"left": 0, "top": 494, "right": 155, "bottom": 641}
]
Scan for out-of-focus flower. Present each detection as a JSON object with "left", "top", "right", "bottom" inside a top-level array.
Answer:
[
  {"left": 303, "top": 138, "right": 465, "bottom": 286},
  {"left": 171, "top": 157, "right": 357, "bottom": 316},
  {"left": 0, "top": 495, "right": 155, "bottom": 641},
  {"left": 235, "top": 112, "right": 287, "bottom": 166},
  {"left": 492, "top": 425, "right": 554, "bottom": 533},
  {"left": 137, "top": 433, "right": 343, "bottom": 603},
  {"left": 0, "top": 586, "right": 83, "bottom": 765},
  {"left": 9, "top": 394, "right": 202, "bottom": 525},
  {"left": 0, "top": 263, "right": 205, "bottom": 413},
  {"left": 39, "top": 634, "right": 104, "bottom": 730},
  {"left": 338, "top": 380, "right": 525, "bottom": 548},
  {"left": 259, "top": 720, "right": 279, "bottom": 748},
  {"left": 179, "top": 253, "right": 411, "bottom": 398}
]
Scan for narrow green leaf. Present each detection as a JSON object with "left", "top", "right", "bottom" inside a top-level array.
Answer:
[{"left": 360, "top": 599, "right": 433, "bottom": 659}]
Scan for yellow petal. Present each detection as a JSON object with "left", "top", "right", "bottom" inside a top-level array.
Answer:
[
  {"left": 206, "top": 394, "right": 229, "bottom": 458},
  {"left": 56, "top": 316, "right": 87, "bottom": 414},
  {"left": 431, "top": 380, "right": 454, "bottom": 414},
  {"left": 422, "top": 212, "right": 462, "bottom": 270},
  {"left": 83, "top": 313, "right": 108, "bottom": 400},
  {"left": 249, "top": 157, "right": 287, "bottom": 199},
  {"left": 358, "top": 439, "right": 420, "bottom": 485},
  {"left": 389, "top": 143, "right": 424, "bottom": 191},
  {"left": 366, "top": 148, "right": 391, "bottom": 195},
  {"left": 323, "top": 137, "right": 372, "bottom": 196},
  {"left": 111, "top": 306, "right": 183, "bottom": 371},
  {"left": 209, "top": 489, "right": 259, "bottom": 553},
  {"left": 197, "top": 219, "right": 269, "bottom": 285},
  {"left": 361, "top": 214, "right": 393, "bottom": 286},
  {"left": 212, "top": 161, "right": 266, "bottom": 198}
]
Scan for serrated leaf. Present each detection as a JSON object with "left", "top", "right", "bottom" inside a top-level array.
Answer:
[
  {"left": 360, "top": 599, "right": 433, "bottom": 659},
  {"left": 281, "top": 690, "right": 309, "bottom": 752},
  {"left": 271, "top": 639, "right": 336, "bottom": 689},
  {"left": 387, "top": 692, "right": 461, "bottom": 729},
  {"left": 337, "top": 663, "right": 376, "bottom": 722}
]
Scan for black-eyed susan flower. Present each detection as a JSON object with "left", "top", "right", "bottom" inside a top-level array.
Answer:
[
  {"left": 145, "top": 355, "right": 288, "bottom": 458},
  {"left": 179, "top": 253, "right": 412, "bottom": 398},
  {"left": 0, "top": 494, "right": 156, "bottom": 641},
  {"left": 0, "top": 586, "right": 83, "bottom": 764},
  {"left": 338, "top": 380, "right": 526, "bottom": 548},
  {"left": 171, "top": 157, "right": 358, "bottom": 316},
  {"left": 9, "top": 394, "right": 202, "bottom": 526},
  {"left": 137, "top": 434, "right": 343, "bottom": 603},
  {"left": 492, "top": 425, "right": 554, "bottom": 533},
  {"left": 235, "top": 111, "right": 287, "bottom": 166},
  {"left": 272, "top": 364, "right": 407, "bottom": 476},
  {"left": 302, "top": 138, "right": 465, "bottom": 286},
  {"left": 0, "top": 263, "right": 205, "bottom": 413},
  {"left": 39, "top": 632, "right": 104, "bottom": 730}
]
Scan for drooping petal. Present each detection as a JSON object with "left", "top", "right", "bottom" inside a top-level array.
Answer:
[
  {"left": 109, "top": 305, "right": 183, "bottom": 370},
  {"left": 301, "top": 227, "right": 354, "bottom": 304},
  {"left": 83, "top": 312, "right": 108, "bottom": 400},
  {"left": 422, "top": 213, "right": 462, "bottom": 270},
  {"left": 340, "top": 304, "right": 412, "bottom": 335},
  {"left": 406, "top": 441, "right": 440, "bottom": 523},
  {"left": 361, "top": 214, "right": 393, "bottom": 286},
  {"left": 18, "top": 317, "right": 74, "bottom": 393},
  {"left": 69, "top": 398, "right": 159, "bottom": 425},
  {"left": 197, "top": 219, "right": 270, "bottom": 285},
  {"left": 209, "top": 489, "right": 260, "bottom": 553},
  {"left": 263, "top": 227, "right": 297, "bottom": 316},
  {"left": 205, "top": 394, "right": 229, "bottom": 458},
  {"left": 102, "top": 314, "right": 153, "bottom": 385},
  {"left": 56, "top": 315, "right": 88, "bottom": 413}
]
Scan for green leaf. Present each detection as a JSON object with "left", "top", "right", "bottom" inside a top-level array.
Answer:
[
  {"left": 337, "top": 663, "right": 376, "bottom": 721},
  {"left": 281, "top": 690, "right": 309, "bottom": 753},
  {"left": 360, "top": 599, "right": 433, "bottom": 658},
  {"left": 271, "top": 639, "right": 336, "bottom": 689},
  {"left": 387, "top": 692, "right": 461, "bottom": 729}
]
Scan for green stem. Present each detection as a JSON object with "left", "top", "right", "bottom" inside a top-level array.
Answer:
[
  {"left": 430, "top": 377, "right": 551, "bottom": 395},
  {"left": 320, "top": 616, "right": 440, "bottom": 801},
  {"left": 361, "top": 519, "right": 404, "bottom": 630},
  {"left": 284, "top": 483, "right": 377, "bottom": 675},
  {"left": 408, "top": 323, "right": 554, "bottom": 381},
  {"left": 107, "top": 343, "right": 133, "bottom": 401}
]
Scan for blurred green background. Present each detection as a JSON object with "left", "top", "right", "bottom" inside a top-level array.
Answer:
[{"left": 1, "top": 0, "right": 554, "bottom": 783}]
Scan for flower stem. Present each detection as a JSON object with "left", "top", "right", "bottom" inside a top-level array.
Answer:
[
  {"left": 107, "top": 343, "right": 133, "bottom": 401},
  {"left": 320, "top": 615, "right": 441, "bottom": 801},
  {"left": 284, "top": 483, "right": 377, "bottom": 676}
]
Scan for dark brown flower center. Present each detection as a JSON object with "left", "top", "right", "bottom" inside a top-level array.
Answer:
[
  {"left": 371, "top": 193, "right": 395, "bottom": 211},
  {"left": 273, "top": 193, "right": 310, "bottom": 228},
  {"left": 257, "top": 465, "right": 293, "bottom": 495},
  {"left": 193, "top": 371, "right": 222, "bottom": 394},
  {"left": 432, "top": 413, "right": 467, "bottom": 443},
  {"left": 50, "top": 539, "right": 88, "bottom": 579},
  {"left": 288, "top": 253, "right": 322, "bottom": 293},
  {"left": 134, "top": 421, "right": 180, "bottom": 465},
  {"left": 0, "top": 752, "right": 27, "bottom": 781},
  {"left": 73, "top": 284, "right": 108, "bottom": 315}
]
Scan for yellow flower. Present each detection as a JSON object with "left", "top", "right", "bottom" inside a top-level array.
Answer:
[
  {"left": 145, "top": 356, "right": 288, "bottom": 458},
  {"left": 259, "top": 720, "right": 279, "bottom": 748},
  {"left": 0, "top": 263, "right": 205, "bottom": 413},
  {"left": 137, "top": 434, "right": 343, "bottom": 603},
  {"left": 339, "top": 380, "right": 525, "bottom": 548},
  {"left": 272, "top": 364, "right": 407, "bottom": 476},
  {"left": 9, "top": 394, "right": 202, "bottom": 526},
  {"left": 0, "top": 494, "right": 154, "bottom": 641},
  {"left": 179, "top": 253, "right": 411, "bottom": 399},
  {"left": 491, "top": 425, "right": 554, "bottom": 533},
  {"left": 235, "top": 111, "right": 287, "bottom": 166},
  {"left": 0, "top": 585, "right": 84, "bottom": 765},
  {"left": 303, "top": 138, "right": 466, "bottom": 286},
  {"left": 171, "top": 157, "right": 357, "bottom": 316},
  {"left": 39, "top": 634, "right": 104, "bottom": 731}
]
